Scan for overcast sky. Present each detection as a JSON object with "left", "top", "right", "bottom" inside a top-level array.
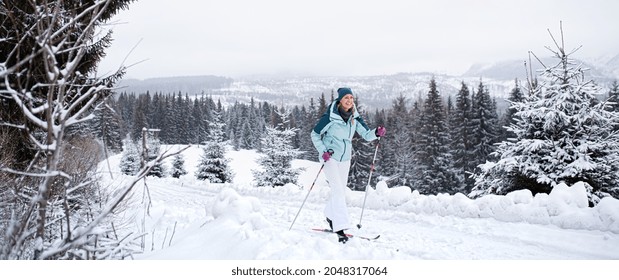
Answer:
[{"left": 98, "top": 0, "right": 619, "bottom": 80}]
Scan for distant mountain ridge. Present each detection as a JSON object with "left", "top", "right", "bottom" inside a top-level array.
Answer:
[
  {"left": 118, "top": 75, "right": 233, "bottom": 94},
  {"left": 116, "top": 56, "right": 619, "bottom": 110},
  {"left": 463, "top": 56, "right": 618, "bottom": 82}
]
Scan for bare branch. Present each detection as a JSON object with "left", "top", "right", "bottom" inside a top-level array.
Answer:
[
  {"left": 560, "top": 21, "right": 565, "bottom": 53},
  {"left": 528, "top": 51, "right": 547, "bottom": 69},
  {"left": 37, "top": 146, "right": 190, "bottom": 259},
  {"left": 547, "top": 27, "right": 563, "bottom": 54}
]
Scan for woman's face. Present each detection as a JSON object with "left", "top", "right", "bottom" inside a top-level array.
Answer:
[{"left": 340, "top": 94, "right": 354, "bottom": 111}]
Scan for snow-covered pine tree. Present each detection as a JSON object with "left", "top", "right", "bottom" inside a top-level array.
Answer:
[
  {"left": 290, "top": 106, "right": 302, "bottom": 149},
  {"left": 195, "top": 109, "right": 234, "bottom": 183},
  {"left": 150, "top": 93, "right": 163, "bottom": 138},
  {"left": 380, "top": 99, "right": 399, "bottom": 182},
  {"left": 171, "top": 154, "right": 188, "bottom": 178},
  {"left": 120, "top": 138, "right": 141, "bottom": 175},
  {"left": 349, "top": 137, "right": 375, "bottom": 191},
  {"left": 247, "top": 98, "right": 266, "bottom": 150},
  {"left": 190, "top": 98, "right": 207, "bottom": 144},
  {"left": 608, "top": 80, "right": 619, "bottom": 112},
  {"left": 449, "top": 82, "right": 476, "bottom": 193},
  {"left": 253, "top": 100, "right": 268, "bottom": 150},
  {"left": 471, "top": 29, "right": 619, "bottom": 204},
  {"left": 348, "top": 97, "right": 379, "bottom": 191},
  {"left": 253, "top": 109, "right": 303, "bottom": 188},
  {"left": 164, "top": 94, "right": 180, "bottom": 144},
  {"left": 131, "top": 97, "right": 148, "bottom": 140},
  {"left": 414, "top": 78, "right": 458, "bottom": 194},
  {"left": 298, "top": 98, "right": 319, "bottom": 161},
  {"left": 497, "top": 79, "right": 525, "bottom": 143},
  {"left": 228, "top": 101, "right": 255, "bottom": 151},
  {"left": 471, "top": 79, "right": 499, "bottom": 165},
  {"left": 226, "top": 101, "right": 239, "bottom": 149},
  {"left": 152, "top": 93, "right": 165, "bottom": 143},
  {"left": 383, "top": 94, "right": 415, "bottom": 187},
  {"left": 179, "top": 93, "right": 192, "bottom": 144},
  {"left": 240, "top": 119, "right": 254, "bottom": 150},
  {"left": 115, "top": 92, "right": 136, "bottom": 136},
  {"left": 608, "top": 81, "right": 619, "bottom": 132},
  {"left": 318, "top": 92, "right": 328, "bottom": 114},
  {"left": 93, "top": 101, "right": 124, "bottom": 153},
  {"left": 291, "top": 105, "right": 312, "bottom": 160}
]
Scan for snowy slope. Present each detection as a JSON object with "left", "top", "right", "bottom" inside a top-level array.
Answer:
[{"left": 100, "top": 145, "right": 619, "bottom": 260}]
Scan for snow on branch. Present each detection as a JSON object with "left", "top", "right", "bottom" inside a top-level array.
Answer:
[{"left": 38, "top": 146, "right": 190, "bottom": 259}]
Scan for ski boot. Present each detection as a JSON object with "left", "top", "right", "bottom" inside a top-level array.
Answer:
[{"left": 336, "top": 230, "right": 349, "bottom": 244}]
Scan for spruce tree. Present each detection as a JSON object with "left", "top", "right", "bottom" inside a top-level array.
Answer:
[
  {"left": 608, "top": 80, "right": 619, "bottom": 112},
  {"left": 191, "top": 98, "right": 206, "bottom": 144},
  {"left": 180, "top": 93, "right": 192, "bottom": 144},
  {"left": 608, "top": 80, "right": 619, "bottom": 132},
  {"left": 349, "top": 138, "right": 375, "bottom": 191},
  {"left": 299, "top": 98, "right": 319, "bottom": 161},
  {"left": 471, "top": 79, "right": 499, "bottom": 167},
  {"left": 498, "top": 79, "right": 525, "bottom": 142},
  {"left": 93, "top": 101, "right": 124, "bottom": 154},
  {"left": 295, "top": 105, "right": 315, "bottom": 160},
  {"left": 450, "top": 82, "right": 475, "bottom": 193},
  {"left": 318, "top": 92, "right": 328, "bottom": 115},
  {"left": 253, "top": 109, "right": 303, "bottom": 188},
  {"left": 115, "top": 92, "right": 134, "bottom": 130},
  {"left": 195, "top": 109, "right": 233, "bottom": 183},
  {"left": 131, "top": 96, "right": 148, "bottom": 140},
  {"left": 150, "top": 93, "right": 164, "bottom": 134},
  {"left": 414, "top": 78, "right": 457, "bottom": 194},
  {"left": 120, "top": 138, "right": 141, "bottom": 176},
  {"left": 348, "top": 98, "right": 379, "bottom": 191},
  {"left": 246, "top": 98, "right": 261, "bottom": 149},
  {"left": 384, "top": 94, "right": 414, "bottom": 187},
  {"left": 407, "top": 99, "right": 423, "bottom": 188},
  {"left": 472, "top": 35, "right": 619, "bottom": 204},
  {"left": 240, "top": 121, "right": 254, "bottom": 150},
  {"left": 171, "top": 154, "right": 188, "bottom": 178},
  {"left": 251, "top": 99, "right": 267, "bottom": 150}
]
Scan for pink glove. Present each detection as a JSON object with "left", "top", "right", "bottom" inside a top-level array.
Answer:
[
  {"left": 322, "top": 150, "right": 334, "bottom": 162},
  {"left": 376, "top": 125, "right": 386, "bottom": 137}
]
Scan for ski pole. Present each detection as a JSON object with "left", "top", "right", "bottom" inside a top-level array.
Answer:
[
  {"left": 289, "top": 163, "right": 325, "bottom": 231},
  {"left": 357, "top": 136, "right": 381, "bottom": 229}
]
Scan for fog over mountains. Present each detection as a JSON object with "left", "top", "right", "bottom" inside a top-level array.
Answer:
[{"left": 116, "top": 55, "right": 619, "bottom": 111}]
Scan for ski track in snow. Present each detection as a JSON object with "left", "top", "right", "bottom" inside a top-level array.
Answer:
[{"left": 103, "top": 147, "right": 619, "bottom": 260}]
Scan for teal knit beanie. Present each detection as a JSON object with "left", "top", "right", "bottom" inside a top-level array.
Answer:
[{"left": 337, "top": 87, "right": 353, "bottom": 100}]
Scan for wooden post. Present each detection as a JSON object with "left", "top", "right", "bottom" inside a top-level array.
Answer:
[{"left": 141, "top": 127, "right": 147, "bottom": 169}]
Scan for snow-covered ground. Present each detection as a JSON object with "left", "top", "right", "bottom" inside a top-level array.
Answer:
[
  {"left": 84, "top": 144, "right": 619, "bottom": 277},
  {"left": 99, "top": 145, "right": 619, "bottom": 257}
]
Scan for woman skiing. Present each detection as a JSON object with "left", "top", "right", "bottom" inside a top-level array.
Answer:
[{"left": 311, "top": 87, "right": 385, "bottom": 243}]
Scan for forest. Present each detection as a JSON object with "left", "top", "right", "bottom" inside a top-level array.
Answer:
[
  {"left": 104, "top": 75, "right": 619, "bottom": 203},
  {"left": 106, "top": 78, "right": 512, "bottom": 194}
]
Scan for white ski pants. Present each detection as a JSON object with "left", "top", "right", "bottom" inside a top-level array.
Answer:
[{"left": 323, "top": 159, "right": 351, "bottom": 232}]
